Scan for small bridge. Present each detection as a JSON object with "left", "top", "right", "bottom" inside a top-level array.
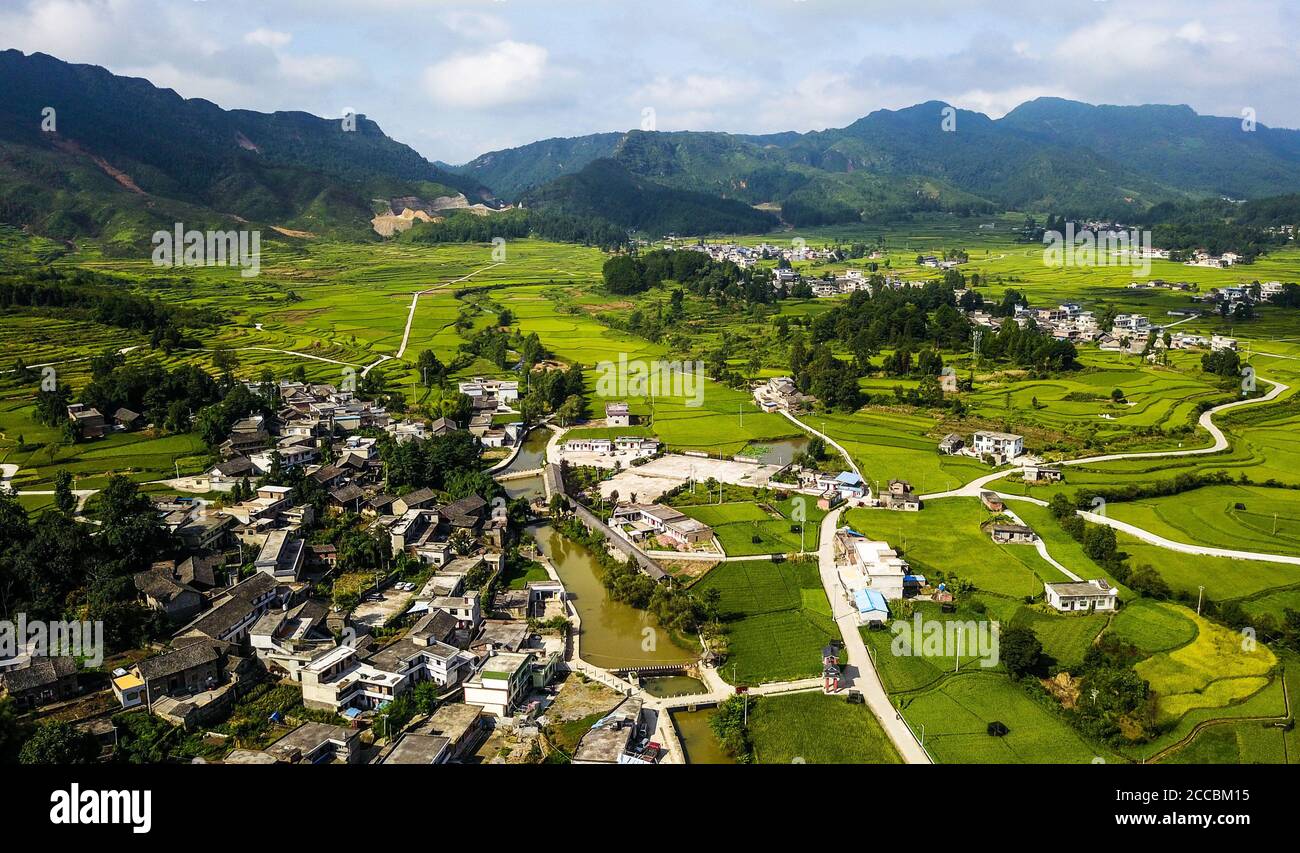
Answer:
[{"left": 612, "top": 663, "right": 695, "bottom": 678}]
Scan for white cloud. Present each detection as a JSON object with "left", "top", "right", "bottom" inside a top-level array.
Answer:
[
  {"left": 636, "top": 74, "right": 764, "bottom": 112},
  {"left": 244, "top": 29, "right": 292, "bottom": 49},
  {"left": 439, "top": 10, "right": 509, "bottom": 41},
  {"left": 422, "top": 40, "right": 549, "bottom": 109}
]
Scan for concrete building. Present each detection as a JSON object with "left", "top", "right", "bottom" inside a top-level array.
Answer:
[
  {"left": 1044, "top": 579, "right": 1119, "bottom": 612},
  {"left": 461, "top": 651, "right": 535, "bottom": 718},
  {"left": 972, "top": 431, "right": 1024, "bottom": 462}
]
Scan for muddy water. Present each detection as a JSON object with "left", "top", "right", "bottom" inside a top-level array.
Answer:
[
  {"left": 671, "top": 707, "right": 736, "bottom": 765},
  {"left": 529, "top": 523, "right": 697, "bottom": 670}
]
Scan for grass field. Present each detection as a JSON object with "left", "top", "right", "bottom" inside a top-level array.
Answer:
[
  {"left": 692, "top": 559, "right": 838, "bottom": 685},
  {"left": 1105, "top": 484, "right": 1300, "bottom": 558},
  {"left": 844, "top": 498, "right": 1061, "bottom": 598},
  {"left": 899, "top": 672, "right": 1120, "bottom": 763},
  {"left": 678, "top": 497, "right": 826, "bottom": 557},
  {"left": 747, "top": 692, "right": 902, "bottom": 764}
]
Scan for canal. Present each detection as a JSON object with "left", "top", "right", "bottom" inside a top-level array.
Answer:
[
  {"left": 500, "top": 426, "right": 551, "bottom": 475},
  {"left": 529, "top": 523, "right": 698, "bottom": 670}
]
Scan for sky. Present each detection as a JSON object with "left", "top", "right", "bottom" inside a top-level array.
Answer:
[{"left": 2, "top": 0, "right": 1299, "bottom": 163}]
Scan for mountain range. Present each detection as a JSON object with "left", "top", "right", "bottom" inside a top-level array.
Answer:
[{"left": 5, "top": 49, "right": 1300, "bottom": 249}]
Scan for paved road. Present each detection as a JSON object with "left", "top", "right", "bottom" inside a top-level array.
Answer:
[
  {"left": 394, "top": 262, "right": 502, "bottom": 359},
  {"left": 780, "top": 409, "right": 862, "bottom": 479},
  {"left": 816, "top": 507, "right": 932, "bottom": 764},
  {"left": 1079, "top": 510, "right": 1300, "bottom": 565}
]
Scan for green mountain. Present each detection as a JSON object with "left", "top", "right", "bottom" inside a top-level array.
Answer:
[
  {"left": 520, "top": 158, "right": 778, "bottom": 235},
  {"left": 0, "top": 50, "right": 488, "bottom": 250},
  {"left": 457, "top": 99, "right": 1300, "bottom": 225},
  {"left": 1000, "top": 97, "right": 1300, "bottom": 200}
]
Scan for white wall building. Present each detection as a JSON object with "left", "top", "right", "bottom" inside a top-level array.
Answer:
[{"left": 1044, "top": 579, "right": 1118, "bottom": 612}]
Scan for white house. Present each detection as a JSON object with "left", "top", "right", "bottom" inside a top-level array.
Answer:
[
  {"left": 1044, "top": 579, "right": 1118, "bottom": 612},
  {"left": 254, "top": 530, "right": 305, "bottom": 581},
  {"left": 462, "top": 651, "right": 535, "bottom": 717},
  {"left": 605, "top": 402, "right": 631, "bottom": 427},
  {"left": 971, "top": 431, "right": 1024, "bottom": 462}
]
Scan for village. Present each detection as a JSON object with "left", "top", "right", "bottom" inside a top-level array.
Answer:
[{"left": 4, "top": 340, "right": 1130, "bottom": 769}]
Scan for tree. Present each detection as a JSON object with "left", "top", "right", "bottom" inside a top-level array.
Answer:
[
  {"left": 416, "top": 349, "right": 447, "bottom": 387},
  {"left": 1127, "top": 564, "right": 1171, "bottom": 599},
  {"left": 709, "top": 695, "right": 755, "bottom": 762},
  {"left": 53, "top": 469, "right": 75, "bottom": 515},
  {"left": 96, "top": 474, "right": 169, "bottom": 572},
  {"left": 19, "top": 720, "right": 98, "bottom": 764},
  {"left": 1000, "top": 625, "right": 1042, "bottom": 678},
  {"left": 33, "top": 382, "right": 73, "bottom": 427},
  {"left": 602, "top": 255, "right": 645, "bottom": 295}
]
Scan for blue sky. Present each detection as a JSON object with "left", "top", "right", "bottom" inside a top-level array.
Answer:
[{"left": 3, "top": 0, "right": 1298, "bottom": 162}]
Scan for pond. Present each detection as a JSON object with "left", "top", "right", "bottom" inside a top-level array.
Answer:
[
  {"left": 500, "top": 426, "right": 551, "bottom": 475},
  {"left": 670, "top": 707, "right": 736, "bottom": 765},
  {"left": 501, "top": 474, "right": 544, "bottom": 501},
  {"left": 639, "top": 675, "right": 708, "bottom": 698},
  {"left": 738, "top": 436, "right": 809, "bottom": 467}
]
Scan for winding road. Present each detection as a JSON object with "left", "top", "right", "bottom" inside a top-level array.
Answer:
[{"left": 777, "top": 371, "right": 1297, "bottom": 763}]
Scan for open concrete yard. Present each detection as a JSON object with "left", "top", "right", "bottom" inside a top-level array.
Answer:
[
  {"left": 350, "top": 587, "right": 414, "bottom": 631},
  {"left": 595, "top": 454, "right": 785, "bottom": 503}
]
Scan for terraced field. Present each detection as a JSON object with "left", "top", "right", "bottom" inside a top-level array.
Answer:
[{"left": 1104, "top": 484, "right": 1300, "bottom": 558}]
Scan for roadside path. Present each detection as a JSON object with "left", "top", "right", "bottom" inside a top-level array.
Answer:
[
  {"left": 395, "top": 262, "right": 502, "bottom": 360},
  {"left": 816, "top": 506, "right": 931, "bottom": 763},
  {"left": 780, "top": 409, "right": 862, "bottom": 479},
  {"left": 1079, "top": 510, "right": 1300, "bottom": 565}
]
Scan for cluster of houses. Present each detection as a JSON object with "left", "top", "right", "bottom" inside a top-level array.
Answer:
[
  {"left": 678, "top": 241, "right": 840, "bottom": 268},
  {"left": 96, "top": 475, "right": 568, "bottom": 752},
  {"left": 458, "top": 377, "right": 523, "bottom": 448},
  {"left": 2, "top": 380, "right": 589, "bottom": 762},
  {"left": 833, "top": 529, "right": 927, "bottom": 625},
  {"left": 65, "top": 402, "right": 143, "bottom": 440},
  {"left": 964, "top": 300, "right": 1241, "bottom": 358},
  {"left": 611, "top": 503, "right": 715, "bottom": 549},
  {"left": 753, "top": 376, "right": 817, "bottom": 413}
]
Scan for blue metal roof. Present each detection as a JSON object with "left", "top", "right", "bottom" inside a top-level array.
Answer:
[
  {"left": 836, "top": 471, "right": 864, "bottom": 486},
  {"left": 854, "top": 588, "right": 889, "bottom": 615}
]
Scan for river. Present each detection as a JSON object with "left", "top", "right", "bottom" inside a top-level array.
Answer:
[
  {"left": 500, "top": 426, "right": 551, "bottom": 475},
  {"left": 529, "top": 523, "right": 698, "bottom": 670}
]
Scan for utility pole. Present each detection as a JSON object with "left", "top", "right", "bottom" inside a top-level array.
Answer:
[{"left": 1197, "top": 584, "right": 1205, "bottom": 616}]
